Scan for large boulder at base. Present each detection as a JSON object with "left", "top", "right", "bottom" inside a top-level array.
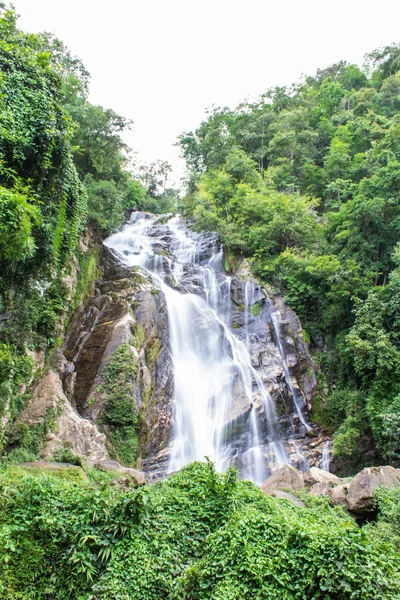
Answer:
[
  {"left": 303, "top": 467, "right": 341, "bottom": 488},
  {"left": 309, "top": 481, "right": 333, "bottom": 496},
  {"left": 272, "top": 490, "right": 306, "bottom": 508},
  {"left": 95, "top": 460, "right": 146, "bottom": 485},
  {"left": 331, "top": 483, "right": 350, "bottom": 507},
  {"left": 262, "top": 465, "right": 304, "bottom": 494},
  {"left": 346, "top": 466, "right": 400, "bottom": 515}
]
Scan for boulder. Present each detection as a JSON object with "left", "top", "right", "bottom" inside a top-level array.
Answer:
[
  {"left": 95, "top": 460, "right": 146, "bottom": 485},
  {"left": 262, "top": 465, "right": 304, "bottom": 494},
  {"left": 346, "top": 466, "right": 400, "bottom": 515},
  {"left": 272, "top": 490, "right": 306, "bottom": 508},
  {"left": 331, "top": 483, "right": 350, "bottom": 507},
  {"left": 303, "top": 467, "right": 341, "bottom": 488},
  {"left": 309, "top": 481, "right": 333, "bottom": 496}
]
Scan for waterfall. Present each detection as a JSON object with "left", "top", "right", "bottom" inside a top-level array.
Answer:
[
  {"left": 322, "top": 441, "right": 331, "bottom": 472},
  {"left": 105, "top": 213, "right": 316, "bottom": 484},
  {"left": 267, "top": 297, "right": 311, "bottom": 431}
]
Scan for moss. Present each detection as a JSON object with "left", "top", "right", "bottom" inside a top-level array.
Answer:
[
  {"left": 145, "top": 338, "right": 161, "bottom": 369},
  {"left": 132, "top": 323, "right": 145, "bottom": 348},
  {"left": 130, "top": 267, "right": 148, "bottom": 286},
  {"left": 100, "top": 344, "right": 139, "bottom": 467},
  {"left": 223, "top": 247, "right": 240, "bottom": 273},
  {"left": 52, "top": 445, "right": 84, "bottom": 466},
  {"left": 70, "top": 246, "right": 100, "bottom": 315},
  {"left": 141, "top": 384, "right": 151, "bottom": 408},
  {"left": 223, "top": 252, "right": 230, "bottom": 272},
  {"left": 4, "top": 403, "right": 61, "bottom": 460},
  {"left": 1, "top": 464, "right": 87, "bottom": 483},
  {"left": 232, "top": 322, "right": 241, "bottom": 329},
  {"left": 250, "top": 302, "right": 261, "bottom": 317}
]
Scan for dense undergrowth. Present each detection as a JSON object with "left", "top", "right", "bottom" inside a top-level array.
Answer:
[
  {"left": 179, "top": 43, "right": 400, "bottom": 470},
  {"left": 0, "top": 461, "right": 399, "bottom": 599}
]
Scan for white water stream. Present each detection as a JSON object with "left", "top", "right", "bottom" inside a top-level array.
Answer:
[{"left": 104, "top": 214, "right": 312, "bottom": 484}]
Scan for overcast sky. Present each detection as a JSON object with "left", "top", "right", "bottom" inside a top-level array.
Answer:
[{"left": 13, "top": 0, "right": 400, "bottom": 184}]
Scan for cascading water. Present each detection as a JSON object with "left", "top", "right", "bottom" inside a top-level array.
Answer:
[
  {"left": 104, "top": 213, "right": 312, "bottom": 484},
  {"left": 267, "top": 297, "right": 311, "bottom": 431},
  {"left": 321, "top": 441, "right": 331, "bottom": 472}
]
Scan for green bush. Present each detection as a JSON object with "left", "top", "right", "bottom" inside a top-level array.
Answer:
[{"left": 0, "top": 461, "right": 398, "bottom": 599}]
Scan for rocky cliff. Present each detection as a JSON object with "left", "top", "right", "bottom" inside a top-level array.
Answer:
[{"left": 12, "top": 213, "right": 330, "bottom": 482}]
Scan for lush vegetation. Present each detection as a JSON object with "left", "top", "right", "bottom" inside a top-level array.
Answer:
[
  {"left": 0, "top": 460, "right": 399, "bottom": 599},
  {"left": 0, "top": 5, "right": 399, "bottom": 596},
  {"left": 179, "top": 44, "right": 400, "bottom": 470},
  {"left": 101, "top": 344, "right": 140, "bottom": 466},
  {"left": 0, "top": 5, "right": 176, "bottom": 453}
]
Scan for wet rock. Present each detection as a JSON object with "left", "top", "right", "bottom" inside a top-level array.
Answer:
[
  {"left": 134, "top": 287, "right": 174, "bottom": 458},
  {"left": 60, "top": 244, "right": 174, "bottom": 475},
  {"left": 262, "top": 465, "right": 305, "bottom": 494},
  {"left": 272, "top": 490, "right": 306, "bottom": 508},
  {"left": 95, "top": 460, "right": 146, "bottom": 485},
  {"left": 346, "top": 466, "right": 400, "bottom": 515},
  {"left": 303, "top": 467, "right": 341, "bottom": 487}
]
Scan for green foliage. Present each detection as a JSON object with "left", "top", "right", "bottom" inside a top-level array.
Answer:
[
  {"left": 101, "top": 344, "right": 139, "bottom": 466},
  {"left": 0, "top": 9, "right": 87, "bottom": 279},
  {"left": 0, "top": 343, "right": 33, "bottom": 433},
  {"left": 137, "top": 160, "right": 179, "bottom": 213},
  {"left": 180, "top": 45, "right": 400, "bottom": 466},
  {"left": 0, "top": 461, "right": 398, "bottom": 599},
  {"left": 0, "top": 5, "right": 147, "bottom": 441},
  {"left": 3, "top": 403, "right": 59, "bottom": 461},
  {"left": 52, "top": 445, "right": 84, "bottom": 466},
  {"left": 0, "top": 185, "right": 41, "bottom": 263},
  {"left": 70, "top": 246, "right": 100, "bottom": 314},
  {"left": 372, "top": 486, "right": 400, "bottom": 549},
  {"left": 85, "top": 176, "right": 125, "bottom": 234}
]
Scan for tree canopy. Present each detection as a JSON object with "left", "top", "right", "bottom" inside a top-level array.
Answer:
[{"left": 180, "top": 45, "right": 400, "bottom": 469}]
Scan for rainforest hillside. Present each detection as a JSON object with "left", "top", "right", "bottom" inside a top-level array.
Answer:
[
  {"left": 0, "top": 4, "right": 400, "bottom": 599},
  {"left": 0, "top": 5, "right": 175, "bottom": 461},
  {"left": 179, "top": 46, "right": 400, "bottom": 471}
]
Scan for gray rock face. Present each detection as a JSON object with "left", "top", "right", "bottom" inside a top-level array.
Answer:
[
  {"left": 346, "top": 466, "right": 400, "bottom": 515},
  {"left": 18, "top": 370, "right": 108, "bottom": 463},
  {"left": 309, "top": 481, "right": 333, "bottom": 496},
  {"left": 263, "top": 464, "right": 400, "bottom": 515},
  {"left": 58, "top": 246, "right": 174, "bottom": 472},
  {"left": 303, "top": 467, "right": 341, "bottom": 487},
  {"left": 331, "top": 483, "right": 350, "bottom": 507},
  {"left": 262, "top": 465, "right": 305, "bottom": 494},
  {"left": 19, "top": 214, "right": 325, "bottom": 481},
  {"left": 95, "top": 460, "right": 146, "bottom": 485}
]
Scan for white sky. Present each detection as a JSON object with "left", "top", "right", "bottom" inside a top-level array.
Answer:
[{"left": 13, "top": 0, "right": 400, "bottom": 185}]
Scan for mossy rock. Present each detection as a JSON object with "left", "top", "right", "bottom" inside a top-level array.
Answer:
[{"left": 14, "top": 462, "right": 88, "bottom": 482}]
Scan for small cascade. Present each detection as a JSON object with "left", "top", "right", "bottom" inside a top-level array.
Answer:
[
  {"left": 293, "top": 442, "right": 309, "bottom": 472},
  {"left": 104, "top": 214, "right": 318, "bottom": 484},
  {"left": 322, "top": 441, "right": 331, "bottom": 472},
  {"left": 267, "top": 297, "right": 311, "bottom": 431}
]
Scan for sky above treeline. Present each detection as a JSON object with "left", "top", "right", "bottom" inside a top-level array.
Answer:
[{"left": 14, "top": 0, "right": 400, "bottom": 185}]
